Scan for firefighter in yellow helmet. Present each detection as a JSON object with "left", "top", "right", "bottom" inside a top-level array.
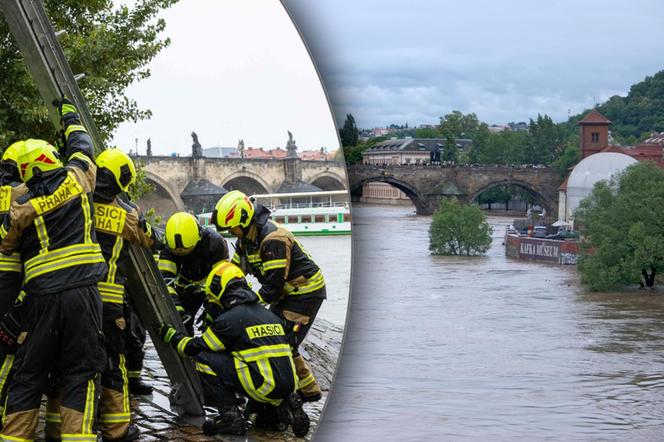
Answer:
[
  {"left": 0, "top": 142, "right": 29, "bottom": 412},
  {"left": 212, "top": 190, "right": 326, "bottom": 403},
  {"left": 158, "top": 212, "right": 229, "bottom": 335},
  {"left": 88, "top": 148, "right": 158, "bottom": 441},
  {"left": 0, "top": 98, "right": 106, "bottom": 441},
  {"left": 155, "top": 262, "right": 309, "bottom": 437}
]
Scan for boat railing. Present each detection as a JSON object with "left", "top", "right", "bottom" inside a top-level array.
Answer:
[{"left": 269, "top": 201, "right": 348, "bottom": 210}]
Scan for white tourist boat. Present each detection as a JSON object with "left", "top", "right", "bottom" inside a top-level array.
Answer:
[{"left": 198, "top": 190, "right": 351, "bottom": 236}]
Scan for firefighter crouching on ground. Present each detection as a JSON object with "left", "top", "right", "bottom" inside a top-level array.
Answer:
[
  {"left": 0, "top": 99, "right": 106, "bottom": 441},
  {"left": 159, "top": 212, "right": 229, "bottom": 335},
  {"left": 212, "top": 190, "right": 326, "bottom": 403},
  {"left": 88, "top": 148, "right": 158, "bottom": 441},
  {"left": 0, "top": 143, "right": 29, "bottom": 410},
  {"left": 155, "top": 262, "right": 310, "bottom": 437}
]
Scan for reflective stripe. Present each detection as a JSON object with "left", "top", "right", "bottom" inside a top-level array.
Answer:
[
  {"left": 0, "top": 253, "right": 21, "bottom": 272},
  {"left": 231, "top": 253, "right": 241, "bottom": 264},
  {"left": 24, "top": 248, "right": 105, "bottom": 283},
  {"left": 262, "top": 258, "right": 287, "bottom": 271},
  {"left": 233, "top": 343, "right": 292, "bottom": 363},
  {"left": 34, "top": 216, "right": 49, "bottom": 253},
  {"left": 45, "top": 412, "right": 61, "bottom": 423},
  {"left": 64, "top": 124, "right": 87, "bottom": 138},
  {"left": 0, "top": 224, "right": 7, "bottom": 239},
  {"left": 80, "top": 193, "right": 92, "bottom": 245},
  {"left": 127, "top": 371, "right": 141, "bottom": 379},
  {"left": 256, "top": 358, "right": 276, "bottom": 397},
  {"left": 61, "top": 103, "right": 77, "bottom": 116},
  {"left": 25, "top": 243, "right": 101, "bottom": 271},
  {"left": 158, "top": 259, "right": 177, "bottom": 275},
  {"left": 30, "top": 173, "right": 83, "bottom": 215},
  {"left": 234, "top": 359, "right": 280, "bottom": 406},
  {"left": 0, "top": 435, "right": 33, "bottom": 441},
  {"left": 195, "top": 362, "right": 216, "bottom": 376},
  {"left": 106, "top": 236, "right": 123, "bottom": 284},
  {"left": 61, "top": 435, "right": 97, "bottom": 442},
  {"left": 0, "top": 355, "right": 15, "bottom": 397},
  {"left": 177, "top": 336, "right": 193, "bottom": 356},
  {"left": 202, "top": 328, "right": 225, "bottom": 351},
  {"left": 82, "top": 379, "right": 95, "bottom": 434},
  {"left": 100, "top": 413, "right": 130, "bottom": 423},
  {"left": 285, "top": 270, "right": 325, "bottom": 295},
  {"left": 247, "top": 254, "right": 261, "bottom": 263},
  {"left": 119, "top": 354, "right": 130, "bottom": 414},
  {"left": 98, "top": 281, "right": 124, "bottom": 304},
  {"left": 298, "top": 373, "right": 316, "bottom": 389}
]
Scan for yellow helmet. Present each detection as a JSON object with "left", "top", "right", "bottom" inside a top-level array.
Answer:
[
  {"left": 16, "top": 139, "right": 62, "bottom": 182},
  {"left": 212, "top": 190, "right": 254, "bottom": 231},
  {"left": 96, "top": 148, "right": 136, "bottom": 192},
  {"left": 204, "top": 262, "right": 247, "bottom": 306},
  {"left": 165, "top": 212, "right": 201, "bottom": 255},
  {"left": 2, "top": 141, "right": 24, "bottom": 166}
]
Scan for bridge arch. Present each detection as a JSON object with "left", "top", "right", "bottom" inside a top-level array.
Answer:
[
  {"left": 351, "top": 175, "right": 428, "bottom": 212},
  {"left": 309, "top": 171, "right": 347, "bottom": 190},
  {"left": 222, "top": 171, "right": 272, "bottom": 195},
  {"left": 143, "top": 171, "right": 185, "bottom": 211},
  {"left": 470, "top": 179, "right": 553, "bottom": 213}
]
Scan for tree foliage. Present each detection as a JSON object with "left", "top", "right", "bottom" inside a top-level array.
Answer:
[
  {"left": 339, "top": 113, "right": 359, "bottom": 147},
  {"left": 0, "top": 0, "right": 177, "bottom": 147},
  {"left": 429, "top": 199, "right": 493, "bottom": 256},
  {"left": 564, "top": 70, "right": 664, "bottom": 145},
  {"left": 576, "top": 162, "right": 664, "bottom": 290}
]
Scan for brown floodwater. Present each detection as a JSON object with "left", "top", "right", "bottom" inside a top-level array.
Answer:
[{"left": 315, "top": 204, "right": 664, "bottom": 441}]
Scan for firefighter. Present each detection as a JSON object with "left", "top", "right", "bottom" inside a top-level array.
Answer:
[
  {"left": 211, "top": 190, "right": 325, "bottom": 403},
  {"left": 154, "top": 261, "right": 309, "bottom": 437},
  {"left": 0, "top": 99, "right": 106, "bottom": 441},
  {"left": 0, "top": 142, "right": 28, "bottom": 411},
  {"left": 91, "top": 147, "right": 158, "bottom": 441},
  {"left": 158, "top": 212, "right": 229, "bottom": 335}
]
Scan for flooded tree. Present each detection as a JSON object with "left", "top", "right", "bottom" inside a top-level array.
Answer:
[
  {"left": 576, "top": 162, "right": 664, "bottom": 290},
  {"left": 429, "top": 199, "right": 493, "bottom": 256}
]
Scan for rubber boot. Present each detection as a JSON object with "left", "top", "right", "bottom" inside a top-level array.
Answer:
[
  {"left": 287, "top": 392, "right": 310, "bottom": 438},
  {"left": 104, "top": 424, "right": 139, "bottom": 442},
  {"left": 128, "top": 377, "right": 153, "bottom": 395},
  {"left": 202, "top": 406, "right": 249, "bottom": 436}
]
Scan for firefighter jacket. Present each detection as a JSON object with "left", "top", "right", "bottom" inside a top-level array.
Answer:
[
  {"left": 169, "top": 285, "right": 297, "bottom": 406},
  {"left": 231, "top": 204, "right": 325, "bottom": 303},
  {"left": 93, "top": 195, "right": 155, "bottom": 304},
  {"left": 0, "top": 179, "right": 27, "bottom": 313},
  {"left": 158, "top": 229, "right": 229, "bottom": 298},
  {"left": 0, "top": 118, "right": 107, "bottom": 295}
]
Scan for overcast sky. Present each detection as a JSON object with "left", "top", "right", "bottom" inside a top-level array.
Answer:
[
  {"left": 284, "top": 0, "right": 664, "bottom": 129},
  {"left": 111, "top": 1, "right": 338, "bottom": 156}
]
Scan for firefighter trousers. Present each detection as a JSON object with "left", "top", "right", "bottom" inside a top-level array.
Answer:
[{"left": 0, "top": 285, "right": 105, "bottom": 442}]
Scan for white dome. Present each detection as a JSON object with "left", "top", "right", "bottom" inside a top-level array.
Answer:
[{"left": 566, "top": 152, "right": 637, "bottom": 218}]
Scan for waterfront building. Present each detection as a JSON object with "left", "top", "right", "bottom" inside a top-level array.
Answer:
[{"left": 361, "top": 137, "right": 472, "bottom": 166}]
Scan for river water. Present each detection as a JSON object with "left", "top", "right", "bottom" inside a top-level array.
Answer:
[{"left": 316, "top": 204, "right": 664, "bottom": 441}]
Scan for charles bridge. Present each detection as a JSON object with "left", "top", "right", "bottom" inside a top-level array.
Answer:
[
  {"left": 347, "top": 164, "right": 563, "bottom": 215},
  {"left": 136, "top": 155, "right": 348, "bottom": 214}
]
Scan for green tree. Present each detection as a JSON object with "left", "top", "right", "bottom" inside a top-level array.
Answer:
[
  {"left": 523, "top": 114, "right": 564, "bottom": 165},
  {"left": 576, "top": 162, "right": 664, "bottom": 290},
  {"left": 551, "top": 144, "right": 580, "bottom": 178},
  {"left": 0, "top": 0, "right": 177, "bottom": 147},
  {"left": 429, "top": 199, "right": 493, "bottom": 256},
  {"left": 441, "top": 130, "right": 458, "bottom": 164},
  {"left": 339, "top": 113, "right": 359, "bottom": 147}
]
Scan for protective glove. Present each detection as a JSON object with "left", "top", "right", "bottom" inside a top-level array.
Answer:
[
  {"left": 0, "top": 310, "right": 22, "bottom": 352},
  {"left": 52, "top": 96, "right": 78, "bottom": 119},
  {"left": 196, "top": 310, "right": 214, "bottom": 332},
  {"left": 153, "top": 322, "right": 178, "bottom": 344}
]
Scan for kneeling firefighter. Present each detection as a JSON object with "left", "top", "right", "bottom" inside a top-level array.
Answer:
[
  {"left": 212, "top": 190, "right": 326, "bottom": 402},
  {"left": 155, "top": 262, "right": 309, "bottom": 437}
]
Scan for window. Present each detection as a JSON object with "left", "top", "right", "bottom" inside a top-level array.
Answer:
[
  {"left": 315, "top": 215, "right": 326, "bottom": 223},
  {"left": 591, "top": 132, "right": 599, "bottom": 142}
]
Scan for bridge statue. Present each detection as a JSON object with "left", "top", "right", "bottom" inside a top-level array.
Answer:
[
  {"left": 286, "top": 130, "right": 298, "bottom": 158},
  {"left": 191, "top": 131, "right": 203, "bottom": 158},
  {"left": 146, "top": 138, "right": 152, "bottom": 157},
  {"left": 238, "top": 139, "right": 245, "bottom": 158}
]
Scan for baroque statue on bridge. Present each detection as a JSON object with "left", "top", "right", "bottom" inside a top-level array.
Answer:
[
  {"left": 286, "top": 130, "right": 298, "bottom": 158},
  {"left": 191, "top": 131, "right": 203, "bottom": 158}
]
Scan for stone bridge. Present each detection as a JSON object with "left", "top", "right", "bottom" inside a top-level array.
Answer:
[
  {"left": 347, "top": 164, "right": 562, "bottom": 215},
  {"left": 135, "top": 156, "right": 348, "bottom": 215}
]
